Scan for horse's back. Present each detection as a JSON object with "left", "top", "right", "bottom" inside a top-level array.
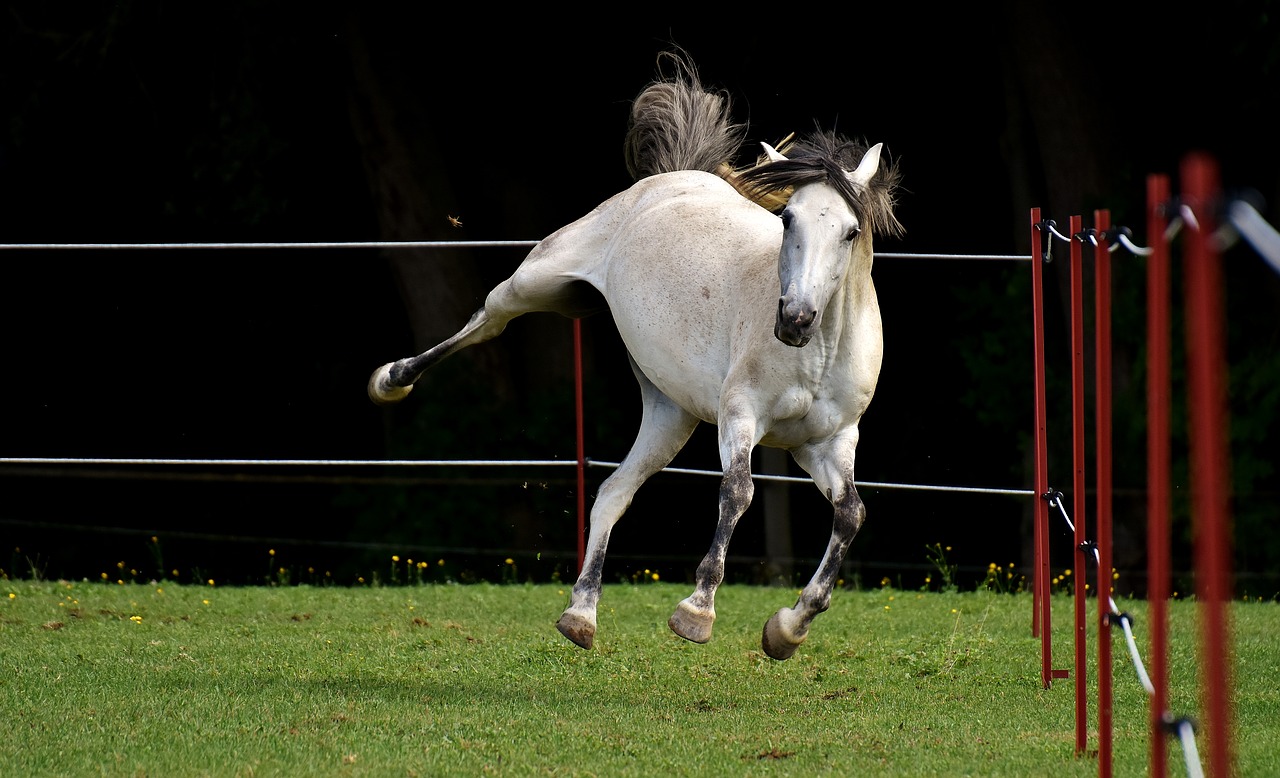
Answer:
[
  {"left": 606, "top": 169, "right": 779, "bottom": 279},
  {"left": 521, "top": 169, "right": 777, "bottom": 300}
]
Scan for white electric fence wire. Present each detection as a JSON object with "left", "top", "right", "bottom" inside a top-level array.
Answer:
[
  {"left": 1179, "top": 203, "right": 1200, "bottom": 233},
  {"left": 588, "top": 460, "right": 1033, "bottom": 494},
  {"left": 1225, "top": 199, "right": 1280, "bottom": 275},
  {"left": 1115, "top": 231, "right": 1154, "bottom": 256},
  {"left": 1116, "top": 614, "right": 1156, "bottom": 696},
  {"left": 0, "top": 243, "right": 1029, "bottom": 263},
  {"left": 0, "top": 457, "right": 1034, "bottom": 494},
  {"left": 0, "top": 457, "right": 575, "bottom": 468},
  {"left": 1177, "top": 720, "right": 1205, "bottom": 778},
  {"left": 1045, "top": 491, "right": 1201, "bottom": 776},
  {"left": 0, "top": 240, "right": 541, "bottom": 250}
]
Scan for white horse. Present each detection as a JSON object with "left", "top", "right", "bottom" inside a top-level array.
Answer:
[{"left": 368, "top": 51, "right": 903, "bottom": 660}]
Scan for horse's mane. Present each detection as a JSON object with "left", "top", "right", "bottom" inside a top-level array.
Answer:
[
  {"left": 625, "top": 49, "right": 904, "bottom": 239},
  {"left": 734, "top": 130, "right": 905, "bottom": 240}
]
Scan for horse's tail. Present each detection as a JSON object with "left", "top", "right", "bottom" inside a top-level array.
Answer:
[{"left": 624, "top": 50, "right": 747, "bottom": 181}]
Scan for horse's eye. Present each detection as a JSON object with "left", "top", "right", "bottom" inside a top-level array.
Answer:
[
  {"left": 844, "top": 225, "right": 861, "bottom": 242},
  {"left": 780, "top": 209, "right": 793, "bottom": 229}
]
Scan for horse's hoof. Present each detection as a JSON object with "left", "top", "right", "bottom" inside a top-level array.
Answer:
[
  {"left": 368, "top": 364, "right": 413, "bottom": 405},
  {"left": 761, "top": 610, "right": 804, "bottom": 661},
  {"left": 668, "top": 599, "right": 715, "bottom": 644},
  {"left": 556, "top": 612, "right": 595, "bottom": 650}
]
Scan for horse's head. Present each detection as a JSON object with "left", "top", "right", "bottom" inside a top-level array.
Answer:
[{"left": 763, "top": 141, "right": 883, "bottom": 347}]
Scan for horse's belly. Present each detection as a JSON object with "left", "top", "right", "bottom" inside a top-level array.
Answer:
[{"left": 620, "top": 328, "right": 726, "bottom": 422}]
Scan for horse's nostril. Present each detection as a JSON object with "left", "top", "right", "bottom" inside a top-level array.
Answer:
[{"left": 778, "top": 298, "right": 816, "bottom": 330}]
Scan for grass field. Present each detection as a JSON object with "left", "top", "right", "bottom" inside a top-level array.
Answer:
[{"left": 2, "top": 579, "right": 1276, "bottom": 777}]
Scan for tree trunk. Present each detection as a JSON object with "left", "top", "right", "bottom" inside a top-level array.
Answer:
[
  {"left": 1000, "top": 0, "right": 1139, "bottom": 576},
  {"left": 340, "top": 11, "right": 547, "bottom": 551},
  {"left": 760, "top": 447, "right": 794, "bottom": 585}
]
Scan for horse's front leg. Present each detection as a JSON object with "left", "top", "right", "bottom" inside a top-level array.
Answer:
[
  {"left": 762, "top": 440, "right": 865, "bottom": 660},
  {"left": 669, "top": 430, "right": 756, "bottom": 644},
  {"left": 557, "top": 370, "right": 698, "bottom": 650}
]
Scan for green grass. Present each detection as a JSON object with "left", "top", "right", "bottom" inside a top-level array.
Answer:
[{"left": 2, "top": 580, "right": 1276, "bottom": 777}]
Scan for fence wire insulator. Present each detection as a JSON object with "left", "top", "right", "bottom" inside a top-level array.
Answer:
[
  {"left": 1161, "top": 714, "right": 1199, "bottom": 737},
  {"left": 1099, "top": 225, "right": 1155, "bottom": 257},
  {"left": 1078, "top": 539, "right": 1098, "bottom": 562},
  {"left": 1036, "top": 219, "right": 1076, "bottom": 262},
  {"left": 1034, "top": 219, "right": 1056, "bottom": 263},
  {"left": 1100, "top": 225, "right": 1131, "bottom": 244},
  {"left": 1044, "top": 489, "right": 1075, "bottom": 534},
  {"left": 1104, "top": 611, "right": 1133, "bottom": 629}
]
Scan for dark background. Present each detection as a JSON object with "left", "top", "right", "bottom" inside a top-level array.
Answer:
[{"left": 2, "top": 4, "right": 1277, "bottom": 594}]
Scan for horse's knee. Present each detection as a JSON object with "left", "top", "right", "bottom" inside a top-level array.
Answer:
[
  {"left": 720, "top": 458, "right": 755, "bottom": 505},
  {"left": 835, "top": 489, "right": 866, "bottom": 536}
]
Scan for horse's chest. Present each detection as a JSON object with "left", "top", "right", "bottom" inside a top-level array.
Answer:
[
  {"left": 771, "top": 386, "right": 816, "bottom": 422},
  {"left": 767, "top": 384, "right": 864, "bottom": 443}
]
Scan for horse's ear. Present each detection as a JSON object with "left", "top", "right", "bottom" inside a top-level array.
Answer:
[
  {"left": 761, "top": 142, "right": 788, "bottom": 162},
  {"left": 846, "top": 142, "right": 883, "bottom": 189}
]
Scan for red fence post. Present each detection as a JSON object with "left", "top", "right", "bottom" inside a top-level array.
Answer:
[
  {"left": 1030, "top": 209, "right": 1054, "bottom": 690},
  {"left": 1146, "top": 174, "right": 1172, "bottom": 778},
  {"left": 1180, "top": 153, "right": 1234, "bottom": 778},
  {"left": 1094, "top": 209, "right": 1114, "bottom": 778},
  {"left": 1069, "top": 214, "right": 1089, "bottom": 755}
]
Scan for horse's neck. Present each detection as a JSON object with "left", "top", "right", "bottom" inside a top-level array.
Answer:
[
  {"left": 818, "top": 242, "right": 879, "bottom": 348},
  {"left": 836, "top": 242, "right": 877, "bottom": 314}
]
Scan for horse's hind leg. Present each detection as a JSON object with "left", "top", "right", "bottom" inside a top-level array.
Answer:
[
  {"left": 368, "top": 243, "right": 588, "bottom": 404},
  {"left": 368, "top": 303, "right": 509, "bottom": 404},
  {"left": 557, "top": 364, "right": 698, "bottom": 649},
  {"left": 761, "top": 437, "right": 865, "bottom": 660}
]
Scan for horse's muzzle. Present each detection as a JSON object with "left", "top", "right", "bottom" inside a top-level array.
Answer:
[{"left": 776, "top": 298, "right": 815, "bottom": 347}]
